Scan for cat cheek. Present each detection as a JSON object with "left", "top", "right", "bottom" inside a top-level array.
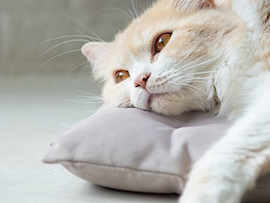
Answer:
[{"left": 102, "top": 83, "right": 131, "bottom": 107}]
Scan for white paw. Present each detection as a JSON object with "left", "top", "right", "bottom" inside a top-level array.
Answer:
[
  {"left": 179, "top": 192, "right": 221, "bottom": 203},
  {"left": 178, "top": 164, "right": 242, "bottom": 203}
]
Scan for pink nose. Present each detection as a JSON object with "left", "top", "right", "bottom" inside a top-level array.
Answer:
[{"left": 135, "top": 73, "right": 151, "bottom": 89}]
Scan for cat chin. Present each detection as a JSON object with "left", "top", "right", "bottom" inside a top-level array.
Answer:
[
  {"left": 131, "top": 93, "right": 176, "bottom": 115},
  {"left": 148, "top": 94, "right": 185, "bottom": 116},
  {"left": 150, "top": 105, "right": 183, "bottom": 116}
]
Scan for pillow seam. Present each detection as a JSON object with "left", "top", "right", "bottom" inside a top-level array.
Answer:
[{"left": 59, "top": 159, "right": 186, "bottom": 181}]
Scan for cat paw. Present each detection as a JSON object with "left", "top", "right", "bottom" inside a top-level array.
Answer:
[
  {"left": 178, "top": 180, "right": 242, "bottom": 203},
  {"left": 179, "top": 192, "right": 221, "bottom": 203},
  {"left": 178, "top": 164, "right": 242, "bottom": 203}
]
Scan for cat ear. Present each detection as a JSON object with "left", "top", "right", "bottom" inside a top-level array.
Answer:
[
  {"left": 171, "top": 0, "right": 215, "bottom": 11},
  {"left": 81, "top": 42, "right": 111, "bottom": 79},
  {"left": 81, "top": 42, "right": 111, "bottom": 66}
]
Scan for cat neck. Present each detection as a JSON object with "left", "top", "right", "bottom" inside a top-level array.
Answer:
[{"left": 214, "top": 36, "right": 266, "bottom": 120}]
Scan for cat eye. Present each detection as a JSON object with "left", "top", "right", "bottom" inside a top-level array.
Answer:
[
  {"left": 114, "top": 70, "right": 130, "bottom": 83},
  {"left": 153, "top": 32, "right": 172, "bottom": 55}
]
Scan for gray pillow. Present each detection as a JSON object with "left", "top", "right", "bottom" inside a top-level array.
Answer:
[{"left": 43, "top": 107, "right": 270, "bottom": 202}]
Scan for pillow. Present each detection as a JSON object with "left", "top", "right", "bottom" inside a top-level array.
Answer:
[{"left": 43, "top": 107, "right": 270, "bottom": 202}]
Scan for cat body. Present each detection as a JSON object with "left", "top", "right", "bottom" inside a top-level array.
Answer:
[{"left": 82, "top": 0, "right": 270, "bottom": 202}]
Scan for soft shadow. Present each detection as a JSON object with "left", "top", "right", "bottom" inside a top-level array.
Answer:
[{"left": 83, "top": 182, "right": 178, "bottom": 202}]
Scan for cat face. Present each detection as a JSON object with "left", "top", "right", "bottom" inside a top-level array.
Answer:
[{"left": 82, "top": 0, "right": 242, "bottom": 115}]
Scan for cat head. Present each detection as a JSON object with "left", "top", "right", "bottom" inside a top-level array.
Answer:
[{"left": 82, "top": 0, "right": 242, "bottom": 115}]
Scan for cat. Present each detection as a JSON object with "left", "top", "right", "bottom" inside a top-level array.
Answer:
[{"left": 81, "top": 0, "right": 270, "bottom": 202}]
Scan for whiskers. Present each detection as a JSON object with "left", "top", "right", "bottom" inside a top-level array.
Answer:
[
  {"left": 71, "top": 91, "right": 103, "bottom": 105},
  {"left": 129, "top": 0, "right": 140, "bottom": 19},
  {"left": 63, "top": 89, "right": 103, "bottom": 115},
  {"left": 32, "top": 12, "right": 118, "bottom": 77},
  {"left": 58, "top": 14, "right": 107, "bottom": 43},
  {"left": 31, "top": 13, "right": 110, "bottom": 117},
  {"left": 150, "top": 54, "right": 222, "bottom": 105},
  {"left": 157, "top": 54, "right": 220, "bottom": 84}
]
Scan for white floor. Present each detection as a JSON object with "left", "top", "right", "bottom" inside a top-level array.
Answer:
[{"left": 0, "top": 75, "right": 177, "bottom": 203}]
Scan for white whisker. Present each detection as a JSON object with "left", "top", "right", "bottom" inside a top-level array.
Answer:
[
  {"left": 32, "top": 49, "right": 81, "bottom": 77},
  {"left": 183, "top": 83, "right": 207, "bottom": 94},
  {"left": 180, "top": 55, "right": 220, "bottom": 73},
  {"left": 58, "top": 14, "right": 106, "bottom": 43},
  {"left": 130, "top": 0, "right": 139, "bottom": 19},
  {"left": 37, "top": 39, "right": 90, "bottom": 57},
  {"left": 58, "top": 14, "right": 115, "bottom": 52},
  {"left": 185, "top": 70, "right": 217, "bottom": 76},
  {"left": 32, "top": 35, "right": 95, "bottom": 47},
  {"left": 63, "top": 61, "right": 90, "bottom": 78},
  {"left": 76, "top": 63, "right": 91, "bottom": 79}
]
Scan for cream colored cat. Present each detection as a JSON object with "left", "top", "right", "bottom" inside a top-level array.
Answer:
[{"left": 81, "top": 0, "right": 270, "bottom": 202}]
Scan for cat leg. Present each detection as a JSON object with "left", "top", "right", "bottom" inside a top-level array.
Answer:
[{"left": 179, "top": 73, "right": 270, "bottom": 203}]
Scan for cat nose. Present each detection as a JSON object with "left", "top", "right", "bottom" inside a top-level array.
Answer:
[{"left": 135, "top": 73, "right": 151, "bottom": 89}]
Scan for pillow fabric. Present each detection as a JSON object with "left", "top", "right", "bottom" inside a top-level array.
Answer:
[{"left": 43, "top": 107, "right": 270, "bottom": 202}]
